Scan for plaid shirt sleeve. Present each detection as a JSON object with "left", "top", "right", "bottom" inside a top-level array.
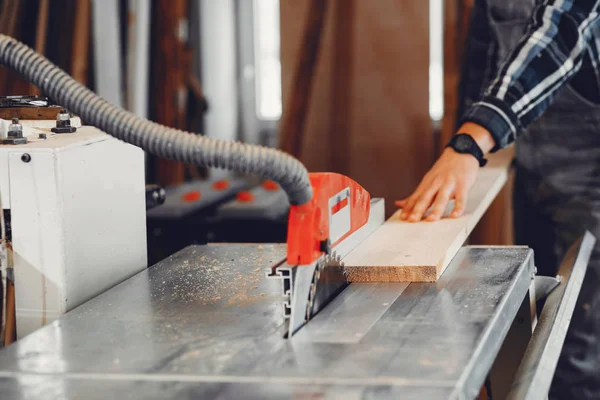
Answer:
[
  {"left": 456, "top": 0, "right": 498, "bottom": 127},
  {"left": 459, "top": 0, "right": 600, "bottom": 152}
]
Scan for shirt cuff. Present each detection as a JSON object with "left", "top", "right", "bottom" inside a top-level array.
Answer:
[{"left": 458, "top": 96, "right": 523, "bottom": 152}]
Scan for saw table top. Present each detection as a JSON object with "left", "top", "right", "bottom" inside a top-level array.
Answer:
[{"left": 0, "top": 243, "right": 534, "bottom": 399}]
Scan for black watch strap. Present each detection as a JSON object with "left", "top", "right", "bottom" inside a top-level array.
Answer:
[{"left": 446, "top": 134, "right": 488, "bottom": 167}]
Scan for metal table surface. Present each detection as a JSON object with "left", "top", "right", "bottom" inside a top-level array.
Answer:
[{"left": 0, "top": 243, "right": 534, "bottom": 400}]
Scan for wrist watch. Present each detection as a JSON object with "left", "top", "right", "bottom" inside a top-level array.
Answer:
[{"left": 446, "top": 134, "right": 488, "bottom": 167}]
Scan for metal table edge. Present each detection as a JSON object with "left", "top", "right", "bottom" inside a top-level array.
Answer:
[
  {"left": 453, "top": 247, "right": 535, "bottom": 399},
  {"left": 506, "top": 232, "right": 596, "bottom": 400}
]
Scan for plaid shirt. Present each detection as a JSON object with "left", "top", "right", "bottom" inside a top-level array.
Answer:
[{"left": 457, "top": 0, "right": 600, "bottom": 152}]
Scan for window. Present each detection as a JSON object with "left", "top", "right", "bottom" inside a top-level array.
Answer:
[
  {"left": 429, "top": 0, "right": 444, "bottom": 123},
  {"left": 253, "top": 0, "right": 282, "bottom": 121},
  {"left": 237, "top": 0, "right": 281, "bottom": 146}
]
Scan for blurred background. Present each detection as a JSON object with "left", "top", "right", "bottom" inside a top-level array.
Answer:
[{"left": 0, "top": 0, "right": 511, "bottom": 262}]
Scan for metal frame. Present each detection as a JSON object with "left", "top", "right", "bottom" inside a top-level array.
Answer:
[
  {"left": 0, "top": 244, "right": 536, "bottom": 400},
  {"left": 489, "top": 280, "right": 536, "bottom": 398},
  {"left": 507, "top": 231, "right": 596, "bottom": 400},
  {"left": 0, "top": 228, "right": 591, "bottom": 399}
]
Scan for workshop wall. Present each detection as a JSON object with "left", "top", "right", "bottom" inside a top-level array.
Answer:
[
  {"left": 281, "top": 0, "right": 513, "bottom": 244},
  {"left": 0, "top": 0, "right": 513, "bottom": 245},
  {"left": 281, "top": 0, "right": 434, "bottom": 218}
]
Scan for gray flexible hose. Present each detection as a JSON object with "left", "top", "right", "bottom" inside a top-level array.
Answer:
[{"left": 0, "top": 34, "right": 313, "bottom": 205}]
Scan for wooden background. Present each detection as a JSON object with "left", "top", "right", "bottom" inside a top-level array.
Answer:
[
  {"left": 0, "top": 0, "right": 513, "bottom": 246},
  {"left": 281, "top": 1, "right": 433, "bottom": 219},
  {"left": 280, "top": 0, "right": 513, "bottom": 245}
]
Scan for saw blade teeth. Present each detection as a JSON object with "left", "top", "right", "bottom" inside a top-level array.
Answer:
[{"left": 306, "top": 250, "right": 346, "bottom": 322}]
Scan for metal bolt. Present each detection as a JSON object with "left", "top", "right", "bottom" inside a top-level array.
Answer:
[
  {"left": 21, "top": 153, "right": 31, "bottom": 163},
  {"left": 3, "top": 118, "right": 27, "bottom": 145},
  {"left": 8, "top": 118, "right": 23, "bottom": 138},
  {"left": 51, "top": 109, "right": 76, "bottom": 134},
  {"left": 58, "top": 109, "right": 70, "bottom": 121}
]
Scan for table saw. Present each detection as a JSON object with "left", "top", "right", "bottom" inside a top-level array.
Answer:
[
  {"left": 0, "top": 34, "right": 596, "bottom": 400},
  {"left": 0, "top": 228, "right": 594, "bottom": 399}
]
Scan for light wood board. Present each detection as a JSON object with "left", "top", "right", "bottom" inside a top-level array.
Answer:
[{"left": 343, "top": 147, "right": 514, "bottom": 282}]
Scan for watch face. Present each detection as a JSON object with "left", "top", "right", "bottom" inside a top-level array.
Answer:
[{"left": 455, "top": 135, "right": 471, "bottom": 151}]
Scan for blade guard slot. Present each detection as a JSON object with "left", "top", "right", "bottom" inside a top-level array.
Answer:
[{"left": 287, "top": 172, "right": 371, "bottom": 265}]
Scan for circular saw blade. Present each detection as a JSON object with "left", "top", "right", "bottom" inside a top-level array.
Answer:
[{"left": 306, "top": 251, "right": 349, "bottom": 321}]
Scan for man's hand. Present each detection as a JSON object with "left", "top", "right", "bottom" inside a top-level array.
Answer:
[
  {"left": 395, "top": 148, "right": 479, "bottom": 221},
  {"left": 396, "top": 122, "right": 495, "bottom": 222}
]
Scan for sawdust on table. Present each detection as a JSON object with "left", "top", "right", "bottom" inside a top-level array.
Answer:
[{"left": 153, "top": 246, "right": 282, "bottom": 307}]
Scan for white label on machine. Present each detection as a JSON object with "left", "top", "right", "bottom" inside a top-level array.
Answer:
[{"left": 329, "top": 187, "right": 351, "bottom": 244}]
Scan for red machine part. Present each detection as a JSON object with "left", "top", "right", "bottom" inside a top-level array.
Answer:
[
  {"left": 286, "top": 172, "right": 371, "bottom": 265},
  {"left": 236, "top": 191, "right": 255, "bottom": 202},
  {"left": 262, "top": 180, "right": 279, "bottom": 191},
  {"left": 212, "top": 179, "right": 230, "bottom": 191},
  {"left": 182, "top": 191, "right": 201, "bottom": 202}
]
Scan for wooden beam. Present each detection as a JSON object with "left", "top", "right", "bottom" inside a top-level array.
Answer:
[
  {"left": 343, "top": 147, "right": 514, "bottom": 282},
  {"left": 278, "top": 0, "right": 327, "bottom": 157},
  {"left": 30, "top": 0, "right": 49, "bottom": 95},
  {"left": 0, "top": 106, "right": 63, "bottom": 120},
  {"left": 281, "top": 1, "right": 432, "bottom": 217},
  {"left": 152, "top": 0, "right": 190, "bottom": 186},
  {"left": 0, "top": 0, "right": 20, "bottom": 94},
  {"left": 72, "top": 0, "right": 91, "bottom": 85},
  {"left": 329, "top": 0, "right": 355, "bottom": 175}
]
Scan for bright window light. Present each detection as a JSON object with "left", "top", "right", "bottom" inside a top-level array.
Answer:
[
  {"left": 253, "top": 0, "right": 282, "bottom": 120},
  {"left": 429, "top": 0, "right": 444, "bottom": 122}
]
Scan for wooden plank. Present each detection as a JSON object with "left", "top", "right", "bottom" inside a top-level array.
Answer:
[
  {"left": 329, "top": 0, "right": 354, "bottom": 175},
  {"left": 343, "top": 147, "right": 514, "bottom": 282},
  {"left": 0, "top": 106, "right": 63, "bottom": 120},
  {"left": 278, "top": 0, "right": 327, "bottom": 157},
  {"left": 72, "top": 0, "right": 91, "bottom": 85},
  {"left": 152, "top": 0, "right": 190, "bottom": 186},
  {"left": 0, "top": 0, "right": 20, "bottom": 94},
  {"left": 30, "top": 0, "right": 49, "bottom": 95}
]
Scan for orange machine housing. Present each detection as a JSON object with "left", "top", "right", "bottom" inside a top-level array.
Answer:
[{"left": 286, "top": 173, "right": 371, "bottom": 265}]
